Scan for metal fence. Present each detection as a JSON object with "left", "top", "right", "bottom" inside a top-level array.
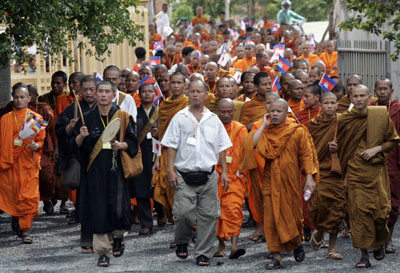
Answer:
[{"left": 337, "top": 39, "right": 391, "bottom": 93}]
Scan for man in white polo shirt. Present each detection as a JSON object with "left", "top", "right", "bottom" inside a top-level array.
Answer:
[{"left": 162, "top": 80, "right": 232, "bottom": 266}]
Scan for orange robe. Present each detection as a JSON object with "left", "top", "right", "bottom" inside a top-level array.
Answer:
[
  {"left": 129, "top": 92, "right": 141, "bottom": 107},
  {"left": 288, "top": 98, "right": 305, "bottom": 116},
  {"left": 151, "top": 95, "right": 189, "bottom": 220},
  {"left": 241, "top": 123, "right": 318, "bottom": 252},
  {"left": 165, "top": 54, "right": 182, "bottom": 69},
  {"left": 320, "top": 52, "right": 338, "bottom": 77},
  {"left": 216, "top": 121, "right": 248, "bottom": 240},
  {"left": 188, "top": 64, "right": 202, "bottom": 75},
  {"left": 297, "top": 53, "right": 321, "bottom": 67},
  {"left": 183, "top": 41, "right": 199, "bottom": 51},
  {"left": 192, "top": 15, "right": 208, "bottom": 26},
  {"left": 0, "top": 109, "right": 45, "bottom": 230},
  {"left": 235, "top": 93, "right": 255, "bottom": 102},
  {"left": 206, "top": 80, "right": 217, "bottom": 95},
  {"left": 258, "top": 66, "right": 278, "bottom": 80},
  {"left": 56, "top": 94, "right": 75, "bottom": 121},
  {"left": 239, "top": 95, "right": 266, "bottom": 127},
  {"left": 132, "top": 62, "right": 141, "bottom": 72},
  {"left": 296, "top": 107, "right": 321, "bottom": 127},
  {"left": 233, "top": 57, "right": 256, "bottom": 73}
]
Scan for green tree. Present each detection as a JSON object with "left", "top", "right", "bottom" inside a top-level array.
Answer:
[
  {"left": 0, "top": 0, "right": 144, "bottom": 67},
  {"left": 339, "top": 0, "right": 400, "bottom": 61}
]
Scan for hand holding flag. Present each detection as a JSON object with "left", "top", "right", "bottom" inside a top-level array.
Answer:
[{"left": 319, "top": 73, "right": 337, "bottom": 92}]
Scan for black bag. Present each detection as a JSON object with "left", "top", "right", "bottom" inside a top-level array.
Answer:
[
  {"left": 62, "top": 157, "right": 81, "bottom": 190},
  {"left": 177, "top": 167, "right": 214, "bottom": 187}
]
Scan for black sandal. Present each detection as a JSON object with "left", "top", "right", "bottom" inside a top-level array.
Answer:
[
  {"left": 355, "top": 257, "right": 371, "bottom": 268},
  {"left": 112, "top": 237, "right": 125, "bottom": 257},
  {"left": 373, "top": 247, "right": 385, "bottom": 261},
  {"left": 293, "top": 244, "right": 305, "bottom": 262},
  {"left": 196, "top": 255, "right": 210, "bottom": 266},
  {"left": 175, "top": 243, "right": 188, "bottom": 259},
  {"left": 266, "top": 258, "right": 283, "bottom": 270},
  {"left": 97, "top": 255, "right": 109, "bottom": 267},
  {"left": 22, "top": 234, "right": 33, "bottom": 244}
]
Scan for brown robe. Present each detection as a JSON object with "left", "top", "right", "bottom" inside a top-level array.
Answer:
[
  {"left": 337, "top": 107, "right": 400, "bottom": 250},
  {"left": 308, "top": 115, "right": 345, "bottom": 233}
]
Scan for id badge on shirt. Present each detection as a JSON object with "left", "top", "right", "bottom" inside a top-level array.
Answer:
[
  {"left": 147, "top": 132, "right": 152, "bottom": 139},
  {"left": 226, "top": 156, "right": 233, "bottom": 164},
  {"left": 187, "top": 137, "right": 196, "bottom": 146},
  {"left": 103, "top": 142, "right": 112, "bottom": 149},
  {"left": 14, "top": 137, "right": 23, "bottom": 147}
]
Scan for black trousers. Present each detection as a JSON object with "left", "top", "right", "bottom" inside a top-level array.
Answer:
[{"left": 136, "top": 198, "right": 165, "bottom": 228}]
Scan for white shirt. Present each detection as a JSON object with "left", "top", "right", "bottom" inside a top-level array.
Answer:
[
  {"left": 155, "top": 11, "right": 171, "bottom": 38},
  {"left": 113, "top": 90, "right": 137, "bottom": 122},
  {"left": 161, "top": 106, "right": 232, "bottom": 172}
]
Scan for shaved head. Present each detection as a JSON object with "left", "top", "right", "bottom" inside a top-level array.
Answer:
[
  {"left": 217, "top": 98, "right": 235, "bottom": 125},
  {"left": 353, "top": 84, "right": 369, "bottom": 95},
  {"left": 320, "top": 91, "right": 337, "bottom": 102},
  {"left": 271, "top": 98, "right": 289, "bottom": 112},
  {"left": 218, "top": 98, "right": 235, "bottom": 109},
  {"left": 265, "top": 91, "right": 280, "bottom": 101}
]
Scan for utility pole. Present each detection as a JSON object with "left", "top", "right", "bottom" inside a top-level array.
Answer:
[{"left": 225, "top": 0, "right": 230, "bottom": 19}]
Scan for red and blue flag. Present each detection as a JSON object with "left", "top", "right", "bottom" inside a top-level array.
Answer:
[
  {"left": 319, "top": 73, "right": 337, "bottom": 92},
  {"left": 153, "top": 40, "right": 164, "bottom": 52},
  {"left": 277, "top": 55, "right": 291, "bottom": 73},
  {"left": 272, "top": 76, "right": 281, "bottom": 92},
  {"left": 149, "top": 56, "right": 160, "bottom": 67}
]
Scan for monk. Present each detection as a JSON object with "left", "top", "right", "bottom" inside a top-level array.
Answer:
[
  {"left": 0, "top": 83, "right": 45, "bottom": 244},
  {"left": 287, "top": 79, "right": 305, "bottom": 116},
  {"left": 192, "top": 7, "right": 208, "bottom": 25},
  {"left": 125, "top": 71, "right": 141, "bottom": 107},
  {"left": 320, "top": 40, "right": 338, "bottom": 77},
  {"left": 204, "top": 62, "right": 218, "bottom": 94},
  {"left": 28, "top": 85, "right": 57, "bottom": 215},
  {"left": 235, "top": 72, "right": 256, "bottom": 102},
  {"left": 296, "top": 84, "right": 321, "bottom": 126},
  {"left": 152, "top": 72, "right": 189, "bottom": 223},
  {"left": 370, "top": 78, "right": 400, "bottom": 254},
  {"left": 233, "top": 42, "right": 256, "bottom": 73},
  {"left": 307, "top": 92, "right": 345, "bottom": 260},
  {"left": 297, "top": 42, "right": 321, "bottom": 67},
  {"left": 255, "top": 51, "right": 277, "bottom": 80},
  {"left": 239, "top": 72, "right": 271, "bottom": 130},
  {"left": 337, "top": 84, "right": 399, "bottom": 268},
  {"left": 293, "top": 70, "right": 310, "bottom": 86},
  {"left": 56, "top": 72, "right": 85, "bottom": 119},
  {"left": 214, "top": 99, "right": 248, "bottom": 259},
  {"left": 242, "top": 99, "right": 317, "bottom": 269},
  {"left": 188, "top": 50, "right": 202, "bottom": 75},
  {"left": 165, "top": 44, "right": 182, "bottom": 69},
  {"left": 207, "top": 77, "right": 243, "bottom": 121},
  {"left": 309, "top": 66, "right": 322, "bottom": 84},
  {"left": 279, "top": 72, "right": 295, "bottom": 100},
  {"left": 38, "top": 71, "right": 68, "bottom": 110},
  {"left": 336, "top": 74, "right": 362, "bottom": 113}
]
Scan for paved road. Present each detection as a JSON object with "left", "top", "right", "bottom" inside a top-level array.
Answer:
[{"left": 0, "top": 202, "right": 399, "bottom": 273}]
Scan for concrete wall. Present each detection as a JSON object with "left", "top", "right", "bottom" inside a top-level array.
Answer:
[{"left": 334, "top": 0, "right": 400, "bottom": 99}]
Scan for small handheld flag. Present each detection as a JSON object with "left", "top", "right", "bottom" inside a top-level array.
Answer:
[
  {"left": 153, "top": 40, "right": 164, "bottom": 52},
  {"left": 272, "top": 76, "right": 281, "bottom": 92},
  {"left": 149, "top": 56, "right": 161, "bottom": 67},
  {"left": 319, "top": 73, "right": 337, "bottom": 92},
  {"left": 309, "top": 34, "right": 315, "bottom": 53},
  {"left": 277, "top": 55, "right": 291, "bottom": 74},
  {"left": 152, "top": 138, "right": 162, "bottom": 156},
  {"left": 94, "top": 72, "right": 103, "bottom": 82},
  {"left": 153, "top": 83, "right": 163, "bottom": 105},
  {"left": 272, "top": 24, "right": 279, "bottom": 34},
  {"left": 138, "top": 76, "right": 154, "bottom": 88},
  {"left": 270, "top": 44, "right": 285, "bottom": 63}
]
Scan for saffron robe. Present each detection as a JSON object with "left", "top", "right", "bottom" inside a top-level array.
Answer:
[
  {"left": 320, "top": 51, "right": 338, "bottom": 77},
  {"left": 296, "top": 107, "right": 321, "bottom": 127},
  {"left": 216, "top": 121, "right": 248, "bottom": 240},
  {"left": 242, "top": 123, "right": 318, "bottom": 252},
  {"left": 296, "top": 53, "right": 321, "bottom": 67},
  {"left": 0, "top": 109, "right": 45, "bottom": 230},
  {"left": 233, "top": 57, "right": 256, "bottom": 73},
  {"left": 151, "top": 95, "right": 189, "bottom": 220},
  {"left": 337, "top": 107, "right": 399, "bottom": 250},
  {"left": 239, "top": 95, "right": 266, "bottom": 127}
]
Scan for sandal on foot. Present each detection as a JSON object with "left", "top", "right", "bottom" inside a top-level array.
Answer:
[
  {"left": 373, "top": 247, "right": 385, "bottom": 261},
  {"left": 385, "top": 243, "right": 396, "bottom": 254},
  {"left": 97, "top": 255, "right": 109, "bottom": 267},
  {"left": 249, "top": 233, "right": 263, "bottom": 242},
  {"left": 266, "top": 252, "right": 274, "bottom": 259},
  {"left": 81, "top": 247, "right": 94, "bottom": 254},
  {"left": 265, "top": 258, "right": 283, "bottom": 270},
  {"left": 355, "top": 257, "right": 371, "bottom": 268},
  {"left": 340, "top": 230, "right": 351, "bottom": 238},
  {"left": 22, "top": 234, "right": 32, "bottom": 244},
  {"left": 112, "top": 237, "right": 125, "bottom": 257},
  {"left": 229, "top": 248, "right": 246, "bottom": 259},
  {"left": 196, "top": 255, "right": 210, "bottom": 266},
  {"left": 310, "top": 232, "right": 324, "bottom": 251},
  {"left": 139, "top": 228, "right": 152, "bottom": 235},
  {"left": 293, "top": 244, "right": 305, "bottom": 262},
  {"left": 170, "top": 241, "right": 176, "bottom": 249},
  {"left": 327, "top": 252, "right": 342, "bottom": 260},
  {"left": 213, "top": 250, "right": 225, "bottom": 257},
  {"left": 176, "top": 243, "right": 189, "bottom": 259}
]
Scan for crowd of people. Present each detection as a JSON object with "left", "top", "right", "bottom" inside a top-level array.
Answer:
[{"left": 0, "top": 1, "right": 399, "bottom": 270}]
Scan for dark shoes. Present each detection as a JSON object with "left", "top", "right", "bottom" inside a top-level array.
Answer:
[
  {"left": 196, "top": 255, "right": 210, "bottom": 266},
  {"left": 293, "top": 244, "right": 305, "bottom": 262},
  {"left": 97, "top": 255, "right": 110, "bottom": 267},
  {"left": 112, "top": 237, "right": 125, "bottom": 257},
  {"left": 176, "top": 243, "right": 189, "bottom": 259},
  {"left": 43, "top": 200, "right": 54, "bottom": 215}
]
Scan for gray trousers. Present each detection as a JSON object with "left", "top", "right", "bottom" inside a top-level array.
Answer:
[{"left": 173, "top": 170, "right": 220, "bottom": 259}]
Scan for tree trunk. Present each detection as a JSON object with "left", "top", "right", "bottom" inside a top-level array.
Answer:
[{"left": 0, "top": 65, "right": 11, "bottom": 108}]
